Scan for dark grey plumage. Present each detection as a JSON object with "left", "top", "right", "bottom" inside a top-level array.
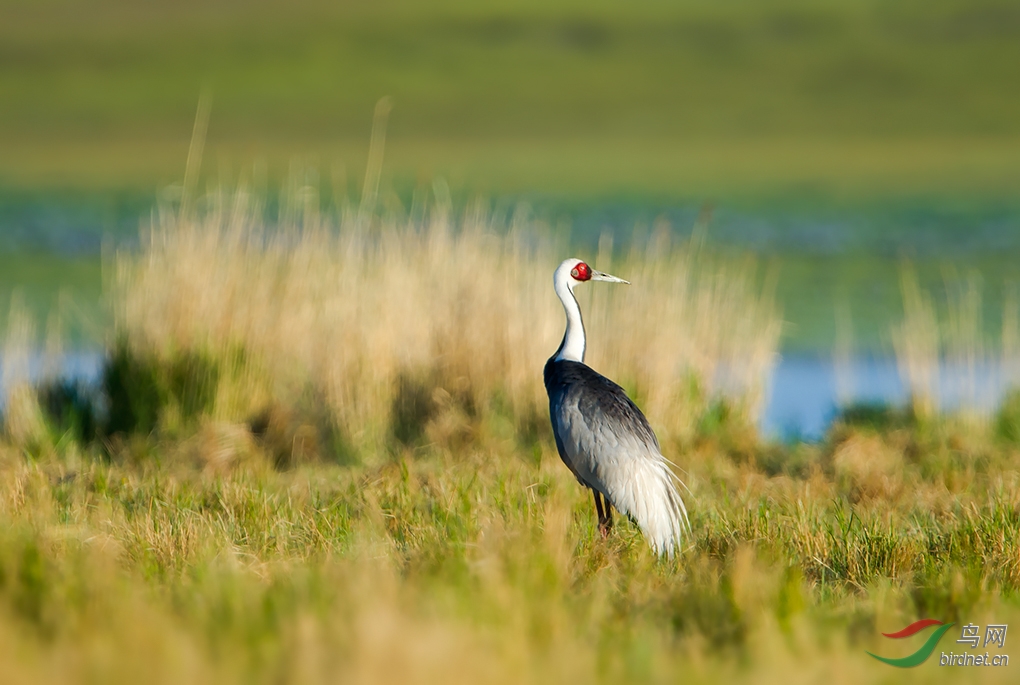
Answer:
[{"left": 544, "top": 358, "right": 660, "bottom": 473}]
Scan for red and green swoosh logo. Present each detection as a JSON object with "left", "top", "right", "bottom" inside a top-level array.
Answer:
[{"left": 867, "top": 619, "right": 955, "bottom": 668}]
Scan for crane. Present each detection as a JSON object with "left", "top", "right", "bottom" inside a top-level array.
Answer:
[{"left": 543, "top": 258, "right": 689, "bottom": 556}]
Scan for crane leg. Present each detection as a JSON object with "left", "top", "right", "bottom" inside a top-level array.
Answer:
[{"left": 593, "top": 491, "right": 613, "bottom": 539}]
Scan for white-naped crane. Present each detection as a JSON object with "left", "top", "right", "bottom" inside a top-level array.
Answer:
[{"left": 543, "top": 258, "right": 689, "bottom": 556}]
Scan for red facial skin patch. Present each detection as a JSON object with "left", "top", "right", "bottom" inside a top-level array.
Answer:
[{"left": 570, "top": 262, "right": 592, "bottom": 281}]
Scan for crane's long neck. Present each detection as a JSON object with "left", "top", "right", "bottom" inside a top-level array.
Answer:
[{"left": 554, "top": 278, "right": 585, "bottom": 363}]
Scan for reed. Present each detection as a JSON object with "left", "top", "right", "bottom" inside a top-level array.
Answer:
[
  {"left": 104, "top": 187, "right": 780, "bottom": 463},
  {"left": 892, "top": 265, "right": 1018, "bottom": 423},
  {"left": 0, "top": 293, "right": 49, "bottom": 448}
]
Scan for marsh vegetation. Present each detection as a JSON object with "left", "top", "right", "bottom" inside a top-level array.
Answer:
[
  {"left": 2, "top": 187, "right": 1019, "bottom": 683},
  {"left": 3, "top": 1, "right": 1020, "bottom": 680}
]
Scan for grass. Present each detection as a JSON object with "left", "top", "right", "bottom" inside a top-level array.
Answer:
[
  {"left": 2, "top": 184, "right": 1020, "bottom": 681},
  {"left": 2, "top": 403, "right": 1020, "bottom": 682},
  {"left": 890, "top": 265, "right": 1020, "bottom": 420}
]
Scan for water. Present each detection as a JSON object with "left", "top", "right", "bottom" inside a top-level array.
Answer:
[
  {"left": 764, "top": 355, "right": 1012, "bottom": 440},
  {"left": 0, "top": 351, "right": 105, "bottom": 403},
  {"left": 764, "top": 356, "right": 906, "bottom": 440}
]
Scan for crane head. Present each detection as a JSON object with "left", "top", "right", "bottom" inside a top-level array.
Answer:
[{"left": 557, "top": 258, "right": 630, "bottom": 288}]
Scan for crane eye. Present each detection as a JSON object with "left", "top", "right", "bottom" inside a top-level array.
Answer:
[{"left": 571, "top": 262, "right": 591, "bottom": 281}]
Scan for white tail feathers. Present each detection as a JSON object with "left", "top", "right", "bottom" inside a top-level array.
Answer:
[{"left": 610, "top": 456, "right": 689, "bottom": 557}]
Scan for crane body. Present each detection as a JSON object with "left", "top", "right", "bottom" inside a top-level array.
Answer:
[{"left": 544, "top": 258, "right": 688, "bottom": 556}]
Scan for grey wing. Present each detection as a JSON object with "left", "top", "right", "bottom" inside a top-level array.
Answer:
[
  {"left": 553, "top": 370, "right": 689, "bottom": 556},
  {"left": 553, "top": 375, "right": 661, "bottom": 496}
]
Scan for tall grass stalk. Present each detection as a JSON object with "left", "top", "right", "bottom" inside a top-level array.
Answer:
[
  {"left": 892, "top": 266, "right": 1020, "bottom": 425},
  {"left": 1, "top": 293, "right": 47, "bottom": 447},
  {"left": 833, "top": 299, "right": 854, "bottom": 406},
  {"left": 107, "top": 187, "right": 780, "bottom": 461},
  {"left": 892, "top": 266, "right": 941, "bottom": 418}
]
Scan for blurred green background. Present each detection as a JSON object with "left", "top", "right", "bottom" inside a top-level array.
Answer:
[{"left": 2, "top": 0, "right": 1020, "bottom": 351}]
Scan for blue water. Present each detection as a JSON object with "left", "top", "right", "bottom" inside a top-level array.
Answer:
[
  {"left": 0, "top": 351, "right": 104, "bottom": 396},
  {"left": 763, "top": 355, "right": 1010, "bottom": 440},
  {"left": 763, "top": 356, "right": 907, "bottom": 440}
]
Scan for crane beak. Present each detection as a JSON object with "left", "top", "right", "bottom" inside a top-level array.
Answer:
[{"left": 590, "top": 270, "right": 630, "bottom": 284}]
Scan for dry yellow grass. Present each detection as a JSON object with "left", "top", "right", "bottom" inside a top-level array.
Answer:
[
  {"left": 1, "top": 293, "right": 49, "bottom": 448},
  {"left": 892, "top": 265, "right": 1020, "bottom": 424},
  {"left": 107, "top": 186, "right": 780, "bottom": 460},
  {"left": 1, "top": 427, "right": 1019, "bottom": 685}
]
